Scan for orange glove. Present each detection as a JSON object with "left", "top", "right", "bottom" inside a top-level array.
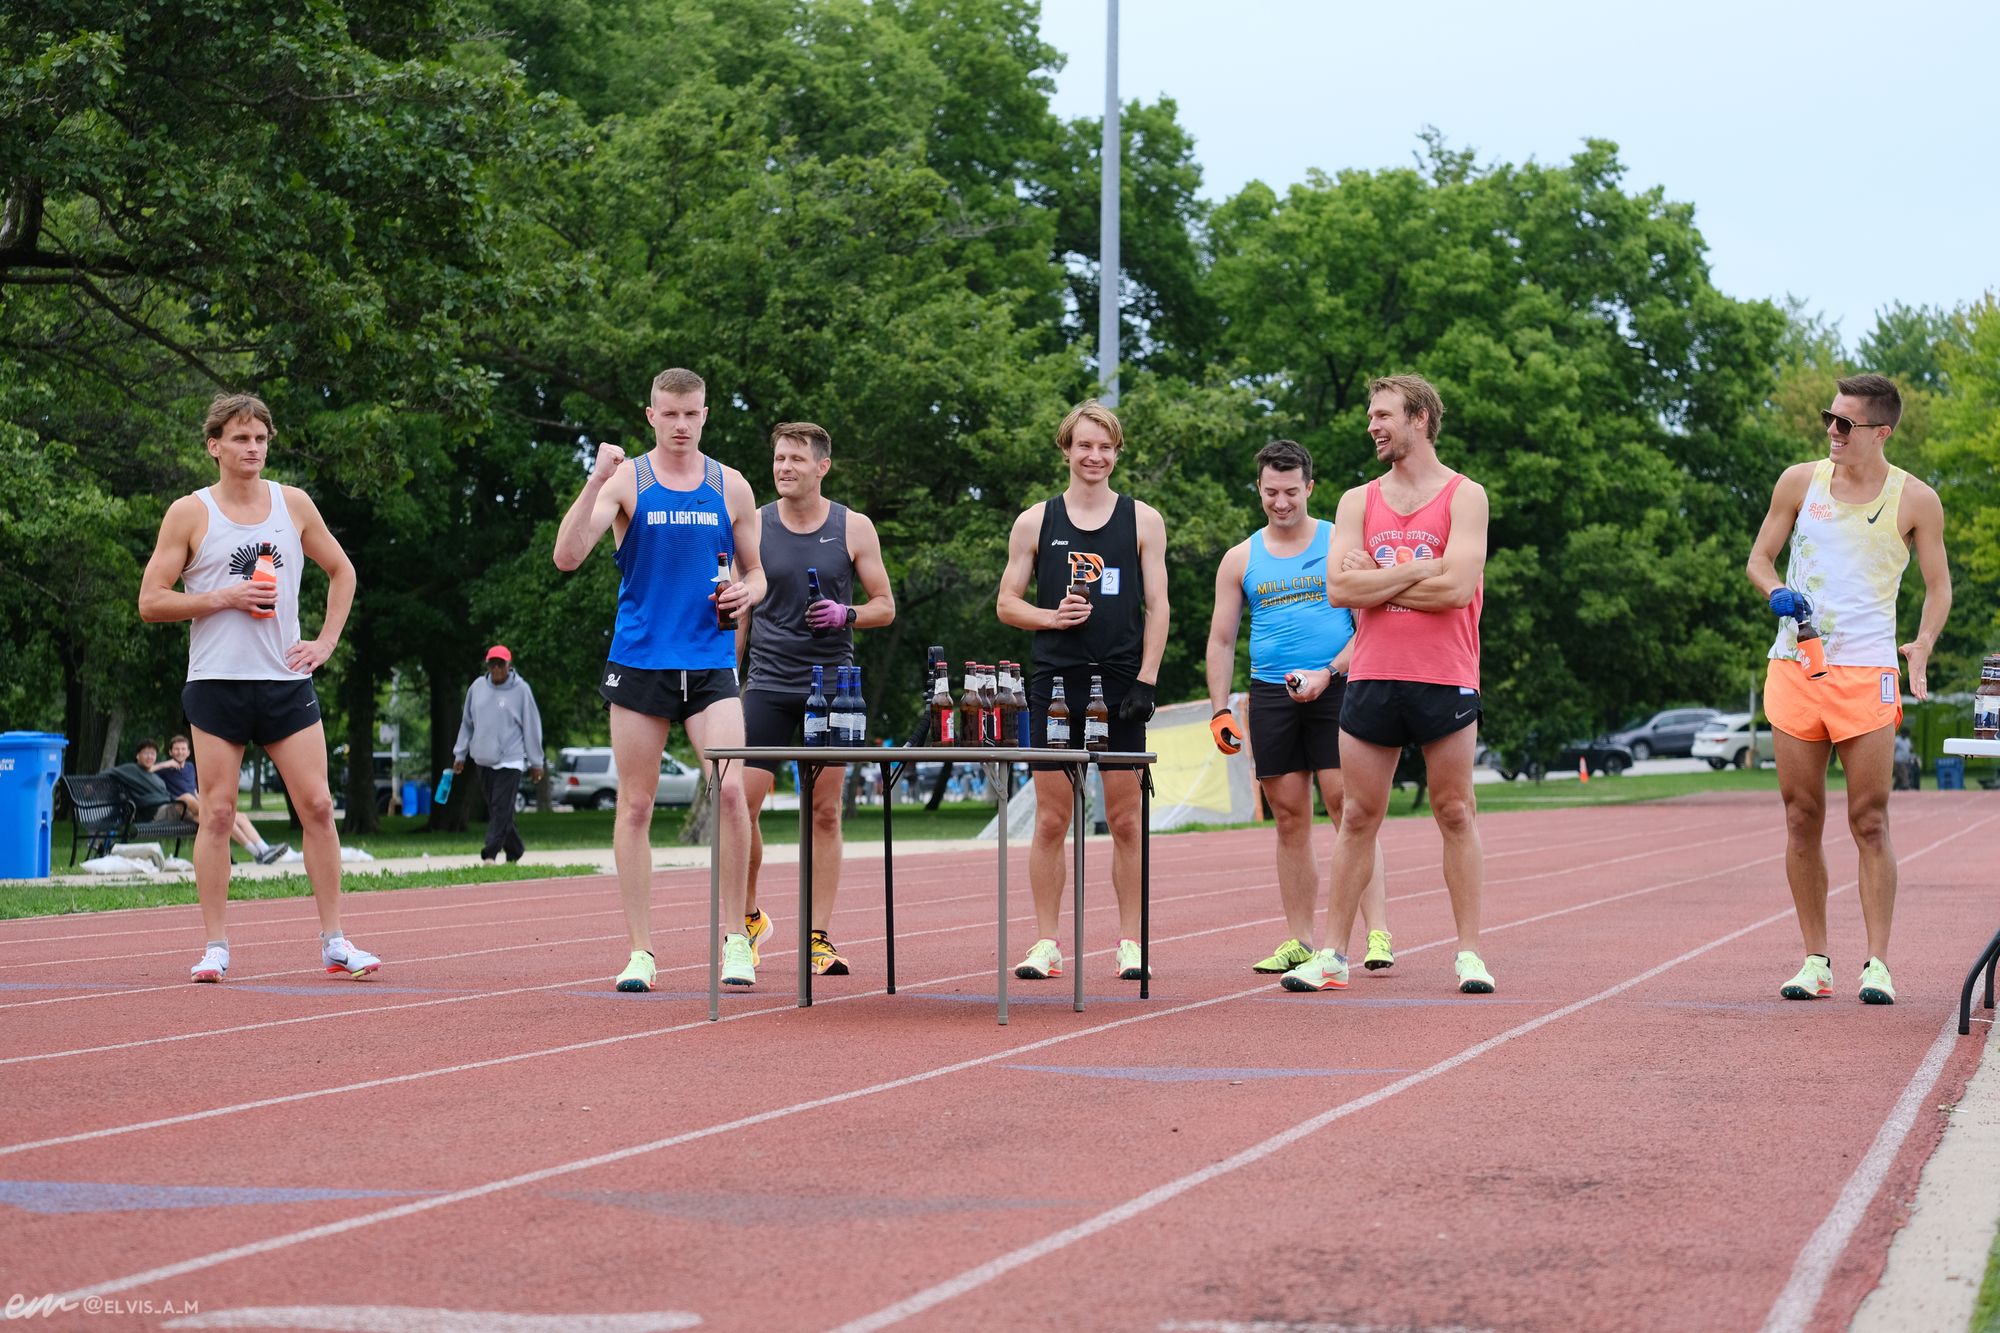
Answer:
[{"left": 1210, "top": 708, "right": 1243, "bottom": 755}]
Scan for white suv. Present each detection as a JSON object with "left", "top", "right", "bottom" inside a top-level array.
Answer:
[{"left": 557, "top": 747, "right": 700, "bottom": 809}]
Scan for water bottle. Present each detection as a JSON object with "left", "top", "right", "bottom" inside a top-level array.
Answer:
[{"left": 804, "top": 666, "right": 829, "bottom": 747}]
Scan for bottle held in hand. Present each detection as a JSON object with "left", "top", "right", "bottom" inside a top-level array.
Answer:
[
  {"left": 1794, "top": 601, "right": 1828, "bottom": 682},
  {"left": 806, "top": 567, "right": 827, "bottom": 640},
  {"left": 249, "top": 544, "right": 279, "bottom": 620},
  {"left": 713, "top": 553, "right": 735, "bottom": 631}
]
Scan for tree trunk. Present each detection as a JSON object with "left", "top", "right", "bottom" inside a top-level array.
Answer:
[
  {"left": 96, "top": 703, "right": 125, "bottom": 773},
  {"left": 679, "top": 774, "right": 712, "bottom": 845},
  {"left": 424, "top": 651, "right": 472, "bottom": 832},
  {"left": 341, "top": 619, "right": 380, "bottom": 835}
]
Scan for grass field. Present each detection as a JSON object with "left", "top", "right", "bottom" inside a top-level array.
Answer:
[{"left": 5, "top": 862, "right": 602, "bottom": 921}]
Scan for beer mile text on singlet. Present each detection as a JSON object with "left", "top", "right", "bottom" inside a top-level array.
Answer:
[
  {"left": 1244, "top": 519, "right": 1354, "bottom": 684},
  {"left": 745, "top": 501, "right": 854, "bottom": 693},
  {"left": 184, "top": 480, "right": 307, "bottom": 682},
  {"left": 1033, "top": 493, "right": 1144, "bottom": 677},
  {"left": 1769, "top": 459, "right": 1910, "bottom": 669},
  {"left": 1350, "top": 473, "right": 1481, "bottom": 690},
  {"left": 608, "top": 454, "right": 735, "bottom": 670}
]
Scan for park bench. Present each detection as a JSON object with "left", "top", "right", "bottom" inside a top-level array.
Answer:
[{"left": 57, "top": 774, "right": 199, "bottom": 866}]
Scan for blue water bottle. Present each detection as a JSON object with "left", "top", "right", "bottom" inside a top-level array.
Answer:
[
  {"left": 433, "top": 769, "right": 454, "bottom": 806},
  {"left": 805, "top": 666, "right": 829, "bottom": 747}
]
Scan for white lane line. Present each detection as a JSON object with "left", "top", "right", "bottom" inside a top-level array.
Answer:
[
  {"left": 1756, "top": 1011, "right": 1965, "bottom": 1333},
  {"left": 822, "top": 814, "right": 1992, "bottom": 1333},
  {"left": 32, "top": 816, "right": 1913, "bottom": 1305}
]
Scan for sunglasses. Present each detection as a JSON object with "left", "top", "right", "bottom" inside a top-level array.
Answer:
[{"left": 1821, "top": 409, "right": 1888, "bottom": 436}]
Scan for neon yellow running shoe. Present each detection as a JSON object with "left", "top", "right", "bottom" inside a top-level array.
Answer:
[
  {"left": 744, "top": 909, "right": 774, "bottom": 966},
  {"left": 721, "top": 933, "right": 756, "bottom": 988},
  {"left": 810, "top": 930, "right": 850, "bottom": 976},
  {"left": 1780, "top": 954, "right": 1832, "bottom": 1000},
  {"left": 1858, "top": 957, "right": 1896, "bottom": 1005},
  {"left": 1116, "top": 939, "right": 1151, "bottom": 980},
  {"left": 615, "top": 949, "right": 656, "bottom": 993},
  {"left": 1253, "top": 937, "right": 1314, "bottom": 974},
  {"left": 1455, "top": 950, "right": 1495, "bottom": 994},
  {"left": 1280, "top": 948, "right": 1349, "bottom": 992},
  {"left": 1363, "top": 929, "right": 1395, "bottom": 971}
]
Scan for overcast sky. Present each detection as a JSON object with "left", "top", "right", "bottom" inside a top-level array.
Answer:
[{"left": 1037, "top": 0, "right": 2000, "bottom": 347}]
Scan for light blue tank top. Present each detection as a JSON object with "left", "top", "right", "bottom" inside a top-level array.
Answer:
[
  {"left": 1243, "top": 520, "right": 1353, "bottom": 683},
  {"left": 607, "top": 454, "right": 736, "bottom": 670}
]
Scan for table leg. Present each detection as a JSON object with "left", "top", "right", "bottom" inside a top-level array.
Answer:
[
  {"left": 799, "top": 762, "right": 816, "bottom": 1009},
  {"left": 882, "top": 760, "right": 896, "bottom": 996},
  {"left": 996, "top": 760, "right": 1008, "bottom": 1026},
  {"left": 709, "top": 759, "right": 724, "bottom": 1023},
  {"left": 1140, "top": 764, "right": 1151, "bottom": 1000},
  {"left": 1963, "top": 925, "right": 2000, "bottom": 1035},
  {"left": 1073, "top": 764, "right": 1085, "bottom": 1014}
]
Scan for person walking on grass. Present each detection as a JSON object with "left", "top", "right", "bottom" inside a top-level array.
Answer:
[
  {"left": 138, "top": 392, "right": 380, "bottom": 983},
  {"left": 1205, "top": 439, "right": 1395, "bottom": 991},
  {"left": 1747, "top": 374, "right": 1950, "bottom": 1005},
  {"left": 451, "top": 644, "right": 546, "bottom": 866}
]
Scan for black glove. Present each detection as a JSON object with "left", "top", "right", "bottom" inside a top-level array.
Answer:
[{"left": 1118, "top": 679, "right": 1156, "bottom": 724}]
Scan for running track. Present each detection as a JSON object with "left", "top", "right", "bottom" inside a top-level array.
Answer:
[{"left": 1, "top": 792, "right": 1992, "bottom": 1332}]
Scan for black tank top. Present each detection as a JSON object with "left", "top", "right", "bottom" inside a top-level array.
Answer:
[
  {"left": 746, "top": 501, "right": 853, "bottom": 692},
  {"left": 1033, "top": 492, "right": 1144, "bottom": 675}
]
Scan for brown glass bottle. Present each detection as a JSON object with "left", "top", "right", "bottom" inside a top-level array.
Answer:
[
  {"left": 931, "top": 661, "right": 957, "bottom": 745},
  {"left": 712, "top": 553, "right": 735, "bottom": 631},
  {"left": 1045, "top": 677, "right": 1072, "bottom": 748},
  {"left": 959, "top": 664, "right": 982, "bottom": 747},
  {"left": 1976, "top": 653, "right": 2000, "bottom": 740},
  {"left": 1084, "top": 674, "right": 1110, "bottom": 751}
]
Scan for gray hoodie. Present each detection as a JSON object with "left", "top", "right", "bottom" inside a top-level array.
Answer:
[{"left": 453, "top": 668, "right": 545, "bottom": 770}]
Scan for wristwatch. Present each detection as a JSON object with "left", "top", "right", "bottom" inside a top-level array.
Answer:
[{"left": 844, "top": 605, "right": 858, "bottom": 628}]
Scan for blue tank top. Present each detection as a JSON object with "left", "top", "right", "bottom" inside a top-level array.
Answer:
[
  {"left": 1243, "top": 520, "right": 1353, "bottom": 683},
  {"left": 607, "top": 454, "right": 736, "bottom": 670}
]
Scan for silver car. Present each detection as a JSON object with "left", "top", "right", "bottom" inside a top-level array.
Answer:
[{"left": 557, "top": 746, "right": 700, "bottom": 809}]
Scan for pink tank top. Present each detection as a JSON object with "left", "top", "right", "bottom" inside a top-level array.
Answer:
[{"left": 1350, "top": 474, "right": 1482, "bottom": 689}]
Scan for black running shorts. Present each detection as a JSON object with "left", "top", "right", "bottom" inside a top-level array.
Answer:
[
  {"left": 738, "top": 686, "right": 868, "bottom": 773},
  {"left": 1247, "top": 676, "right": 1345, "bottom": 779},
  {"left": 1340, "top": 678, "right": 1481, "bottom": 750},
  {"left": 599, "top": 662, "right": 739, "bottom": 724},
  {"left": 181, "top": 678, "right": 324, "bottom": 748}
]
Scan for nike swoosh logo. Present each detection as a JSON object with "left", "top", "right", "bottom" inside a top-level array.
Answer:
[
  {"left": 1454, "top": 708, "right": 1476, "bottom": 720},
  {"left": 1866, "top": 504, "right": 1885, "bottom": 523},
  {"left": 1301, "top": 557, "right": 1325, "bottom": 571},
  {"left": 819, "top": 536, "right": 839, "bottom": 543}
]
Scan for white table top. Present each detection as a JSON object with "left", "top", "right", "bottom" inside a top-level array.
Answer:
[{"left": 1943, "top": 738, "right": 2000, "bottom": 758}]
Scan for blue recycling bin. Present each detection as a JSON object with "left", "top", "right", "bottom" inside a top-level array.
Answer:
[
  {"left": 1935, "top": 756, "right": 1965, "bottom": 791},
  {"left": 0, "top": 732, "right": 69, "bottom": 879},
  {"left": 401, "top": 780, "right": 430, "bottom": 816}
]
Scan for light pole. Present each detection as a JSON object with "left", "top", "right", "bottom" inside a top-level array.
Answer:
[{"left": 1098, "top": 0, "right": 1120, "bottom": 406}]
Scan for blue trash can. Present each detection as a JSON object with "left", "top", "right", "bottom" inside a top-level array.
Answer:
[
  {"left": 1936, "top": 756, "right": 1965, "bottom": 791},
  {"left": 0, "top": 732, "right": 69, "bottom": 879},
  {"left": 401, "top": 780, "right": 421, "bottom": 816}
]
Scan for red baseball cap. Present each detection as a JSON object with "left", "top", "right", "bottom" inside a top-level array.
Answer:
[{"left": 485, "top": 645, "right": 512, "bottom": 663}]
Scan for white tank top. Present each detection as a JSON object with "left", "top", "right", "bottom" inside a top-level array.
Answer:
[
  {"left": 1768, "top": 460, "right": 1909, "bottom": 669},
  {"left": 185, "top": 481, "right": 308, "bottom": 681}
]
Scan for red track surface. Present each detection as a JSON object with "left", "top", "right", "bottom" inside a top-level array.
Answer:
[{"left": 2, "top": 792, "right": 1993, "bottom": 1332}]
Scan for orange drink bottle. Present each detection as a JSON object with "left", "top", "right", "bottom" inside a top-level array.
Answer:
[{"left": 250, "top": 546, "right": 278, "bottom": 620}]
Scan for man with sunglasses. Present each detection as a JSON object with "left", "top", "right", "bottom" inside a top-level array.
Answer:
[{"left": 1747, "top": 374, "right": 1951, "bottom": 1007}]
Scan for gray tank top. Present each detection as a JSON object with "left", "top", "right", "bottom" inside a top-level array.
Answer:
[
  {"left": 185, "top": 481, "right": 308, "bottom": 682},
  {"left": 745, "top": 501, "right": 853, "bottom": 693}
]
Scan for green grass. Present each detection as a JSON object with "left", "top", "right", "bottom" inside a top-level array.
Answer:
[
  {"left": 1975, "top": 1219, "right": 2000, "bottom": 1333},
  {"left": 6, "top": 862, "right": 601, "bottom": 921}
]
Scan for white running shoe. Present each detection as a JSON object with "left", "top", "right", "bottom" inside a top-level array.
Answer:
[
  {"left": 1115, "top": 938, "right": 1151, "bottom": 980},
  {"left": 322, "top": 936, "right": 381, "bottom": 978},
  {"left": 190, "top": 944, "right": 229, "bottom": 983},
  {"left": 721, "top": 933, "right": 757, "bottom": 987},
  {"left": 1014, "top": 938, "right": 1063, "bottom": 979},
  {"left": 1281, "top": 948, "right": 1349, "bottom": 992}
]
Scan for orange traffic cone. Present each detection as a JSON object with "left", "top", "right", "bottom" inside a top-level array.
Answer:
[{"left": 1578, "top": 755, "right": 1590, "bottom": 783}]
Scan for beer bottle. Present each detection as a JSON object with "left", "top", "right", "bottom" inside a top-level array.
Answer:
[
  {"left": 249, "top": 543, "right": 279, "bottom": 620},
  {"left": 713, "top": 553, "right": 735, "bottom": 631},
  {"left": 930, "top": 661, "right": 957, "bottom": 746},
  {"left": 960, "top": 663, "right": 981, "bottom": 747},
  {"left": 851, "top": 664, "right": 867, "bottom": 746},
  {"left": 1046, "top": 677, "right": 1072, "bottom": 749},
  {"left": 1003, "top": 662, "right": 1027, "bottom": 746},
  {"left": 806, "top": 566, "right": 827, "bottom": 640},
  {"left": 1976, "top": 654, "right": 2000, "bottom": 741},
  {"left": 978, "top": 665, "right": 999, "bottom": 745},
  {"left": 1084, "top": 674, "right": 1110, "bottom": 751},
  {"left": 804, "top": 666, "right": 829, "bottom": 747}
]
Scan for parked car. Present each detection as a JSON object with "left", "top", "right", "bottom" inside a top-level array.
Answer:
[
  {"left": 1691, "top": 713, "right": 1777, "bottom": 769},
  {"left": 1608, "top": 708, "right": 1724, "bottom": 761},
  {"left": 331, "top": 748, "right": 399, "bottom": 813},
  {"left": 1557, "top": 738, "right": 1634, "bottom": 778},
  {"left": 557, "top": 746, "right": 700, "bottom": 809}
]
